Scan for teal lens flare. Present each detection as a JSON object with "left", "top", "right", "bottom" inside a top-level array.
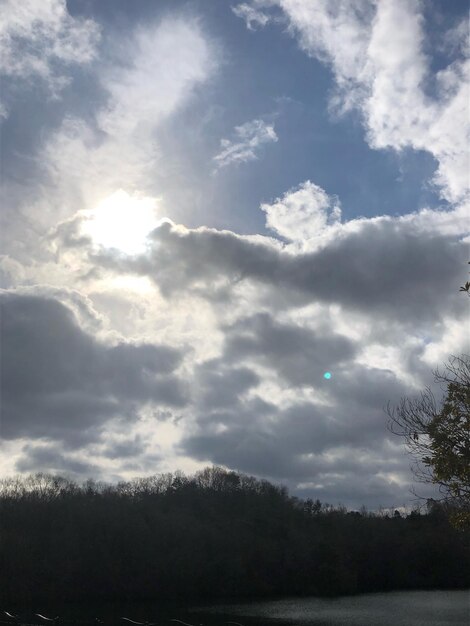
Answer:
[{"left": 323, "top": 372, "right": 332, "bottom": 380}]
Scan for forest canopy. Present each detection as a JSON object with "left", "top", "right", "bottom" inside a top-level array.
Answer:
[{"left": 1, "top": 467, "right": 468, "bottom": 606}]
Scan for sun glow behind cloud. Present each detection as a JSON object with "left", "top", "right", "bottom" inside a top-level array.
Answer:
[
  {"left": 1, "top": 0, "right": 468, "bottom": 510},
  {"left": 81, "top": 190, "right": 164, "bottom": 255}
]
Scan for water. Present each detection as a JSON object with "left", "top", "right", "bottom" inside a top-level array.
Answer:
[
  {"left": 7, "top": 591, "right": 468, "bottom": 625},
  {"left": 197, "top": 590, "right": 470, "bottom": 625}
]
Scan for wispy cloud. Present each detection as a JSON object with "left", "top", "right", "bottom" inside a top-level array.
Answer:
[
  {"left": 97, "top": 19, "right": 215, "bottom": 137},
  {"left": 213, "top": 118, "right": 278, "bottom": 171},
  {"left": 232, "top": 3, "right": 271, "bottom": 31},
  {"left": 37, "top": 17, "right": 217, "bottom": 223},
  {"left": 0, "top": 0, "right": 100, "bottom": 116}
]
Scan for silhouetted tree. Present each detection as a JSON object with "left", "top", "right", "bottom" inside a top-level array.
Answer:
[
  {"left": 388, "top": 354, "right": 470, "bottom": 528},
  {"left": 459, "top": 261, "right": 470, "bottom": 295}
]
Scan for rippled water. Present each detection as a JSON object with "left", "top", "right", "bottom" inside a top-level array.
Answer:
[
  {"left": 9, "top": 590, "right": 468, "bottom": 625},
  {"left": 198, "top": 590, "right": 469, "bottom": 625}
]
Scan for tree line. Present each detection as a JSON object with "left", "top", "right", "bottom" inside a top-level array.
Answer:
[{"left": 1, "top": 467, "right": 468, "bottom": 607}]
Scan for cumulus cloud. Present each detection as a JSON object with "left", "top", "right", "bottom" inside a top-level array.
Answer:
[
  {"left": 261, "top": 180, "right": 341, "bottom": 245},
  {"left": 194, "top": 359, "right": 261, "bottom": 411},
  {"left": 3, "top": 1, "right": 468, "bottom": 508},
  {"left": 175, "top": 301, "right": 418, "bottom": 502},
  {"left": 235, "top": 0, "right": 470, "bottom": 204},
  {"left": 6, "top": 193, "right": 468, "bottom": 502},
  {"left": 70, "top": 192, "right": 466, "bottom": 505},
  {"left": 224, "top": 312, "right": 356, "bottom": 386},
  {"left": 101, "top": 435, "right": 147, "bottom": 460},
  {"left": 0, "top": 291, "right": 188, "bottom": 444},
  {"left": 15, "top": 442, "right": 102, "bottom": 477},
  {"left": 179, "top": 340, "right": 436, "bottom": 507},
  {"left": 213, "top": 118, "right": 278, "bottom": 170},
  {"left": 180, "top": 385, "right": 416, "bottom": 508},
  {"left": 98, "top": 207, "right": 467, "bottom": 325},
  {"left": 0, "top": 0, "right": 100, "bottom": 115}
]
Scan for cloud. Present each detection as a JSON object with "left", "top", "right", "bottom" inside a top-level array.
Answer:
[
  {"left": 99, "top": 205, "right": 467, "bottom": 325},
  {"left": 232, "top": 3, "right": 271, "bottom": 30},
  {"left": 194, "top": 359, "right": 261, "bottom": 411},
  {"left": 0, "top": 13, "right": 218, "bottom": 289},
  {"left": 97, "top": 18, "right": 216, "bottom": 137},
  {"left": 180, "top": 351, "right": 434, "bottom": 507},
  {"left": 5, "top": 193, "right": 468, "bottom": 503},
  {"left": 76, "top": 182, "right": 467, "bottom": 507},
  {"left": 235, "top": 0, "right": 470, "bottom": 204},
  {"left": 15, "top": 442, "right": 102, "bottom": 477},
  {"left": 2, "top": 1, "right": 468, "bottom": 508},
  {"left": 213, "top": 118, "right": 278, "bottom": 170},
  {"left": 44, "top": 161, "right": 468, "bottom": 506},
  {"left": 101, "top": 435, "right": 147, "bottom": 460},
  {"left": 224, "top": 312, "right": 356, "bottom": 387},
  {"left": 0, "top": 291, "right": 188, "bottom": 444},
  {"left": 31, "top": 16, "right": 217, "bottom": 235},
  {"left": 261, "top": 180, "right": 341, "bottom": 245},
  {"left": 180, "top": 387, "right": 415, "bottom": 508},
  {"left": 177, "top": 304, "right": 416, "bottom": 504},
  {"left": 0, "top": 0, "right": 100, "bottom": 115}
]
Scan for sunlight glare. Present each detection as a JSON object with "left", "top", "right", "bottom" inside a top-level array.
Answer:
[{"left": 81, "top": 190, "right": 163, "bottom": 254}]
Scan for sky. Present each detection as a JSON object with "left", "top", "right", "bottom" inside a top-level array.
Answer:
[{"left": 0, "top": 0, "right": 469, "bottom": 509}]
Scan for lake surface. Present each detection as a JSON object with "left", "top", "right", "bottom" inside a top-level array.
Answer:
[
  {"left": 196, "top": 590, "right": 470, "bottom": 625},
  {"left": 9, "top": 590, "right": 469, "bottom": 625}
]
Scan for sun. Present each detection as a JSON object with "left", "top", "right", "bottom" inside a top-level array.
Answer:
[{"left": 81, "top": 190, "right": 164, "bottom": 255}]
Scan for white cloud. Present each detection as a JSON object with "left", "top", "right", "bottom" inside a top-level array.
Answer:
[
  {"left": 232, "top": 3, "right": 271, "bottom": 30},
  {"left": 280, "top": 0, "right": 374, "bottom": 112},
  {"left": 37, "top": 17, "right": 216, "bottom": 224},
  {"left": 213, "top": 118, "right": 278, "bottom": 170},
  {"left": 97, "top": 19, "right": 215, "bottom": 137},
  {"left": 261, "top": 180, "right": 341, "bottom": 245},
  {"left": 0, "top": 0, "right": 100, "bottom": 113},
  {"left": 362, "top": 0, "right": 469, "bottom": 205},
  {"left": 236, "top": 0, "right": 470, "bottom": 204}
]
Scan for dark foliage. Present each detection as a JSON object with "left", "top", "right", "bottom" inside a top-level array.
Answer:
[
  {"left": 0, "top": 467, "right": 468, "bottom": 605},
  {"left": 388, "top": 354, "right": 470, "bottom": 528}
]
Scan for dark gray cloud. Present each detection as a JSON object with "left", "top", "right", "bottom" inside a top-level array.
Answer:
[
  {"left": 15, "top": 442, "right": 102, "bottom": 478},
  {"left": 182, "top": 423, "right": 299, "bottom": 479},
  {"left": 101, "top": 435, "right": 147, "bottom": 460},
  {"left": 195, "top": 359, "right": 261, "bottom": 410},
  {"left": 0, "top": 291, "right": 188, "bottom": 444},
  {"left": 181, "top": 347, "right": 417, "bottom": 504},
  {"left": 224, "top": 312, "right": 356, "bottom": 386},
  {"left": 295, "top": 474, "right": 415, "bottom": 511},
  {"left": 182, "top": 396, "right": 397, "bottom": 480},
  {"left": 95, "top": 218, "right": 467, "bottom": 325},
  {"left": 182, "top": 414, "right": 429, "bottom": 509},
  {"left": 171, "top": 288, "right": 442, "bottom": 508}
]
